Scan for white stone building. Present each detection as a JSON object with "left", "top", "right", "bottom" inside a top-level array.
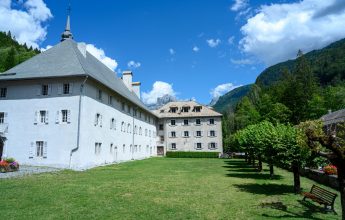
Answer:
[
  {"left": 0, "top": 16, "right": 157, "bottom": 170},
  {"left": 155, "top": 101, "right": 223, "bottom": 156}
]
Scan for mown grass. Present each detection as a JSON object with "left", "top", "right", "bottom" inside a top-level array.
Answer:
[{"left": 0, "top": 158, "right": 341, "bottom": 219}]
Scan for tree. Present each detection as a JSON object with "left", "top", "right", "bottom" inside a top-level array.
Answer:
[
  {"left": 4, "top": 47, "right": 16, "bottom": 71},
  {"left": 235, "top": 97, "right": 260, "bottom": 130},
  {"left": 299, "top": 120, "right": 345, "bottom": 218}
]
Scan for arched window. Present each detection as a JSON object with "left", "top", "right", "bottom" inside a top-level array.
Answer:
[
  {"left": 121, "top": 122, "right": 125, "bottom": 132},
  {"left": 139, "top": 127, "right": 142, "bottom": 135},
  {"left": 127, "top": 123, "right": 131, "bottom": 133},
  {"left": 134, "top": 125, "right": 137, "bottom": 134}
]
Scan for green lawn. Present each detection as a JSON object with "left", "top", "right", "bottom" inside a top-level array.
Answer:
[{"left": 0, "top": 158, "right": 341, "bottom": 219}]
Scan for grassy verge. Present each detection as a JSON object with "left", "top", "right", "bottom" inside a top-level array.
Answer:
[{"left": 0, "top": 158, "right": 341, "bottom": 219}]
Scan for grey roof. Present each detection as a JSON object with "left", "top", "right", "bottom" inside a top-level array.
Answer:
[
  {"left": 320, "top": 109, "right": 345, "bottom": 125},
  {"left": 0, "top": 39, "right": 154, "bottom": 116}
]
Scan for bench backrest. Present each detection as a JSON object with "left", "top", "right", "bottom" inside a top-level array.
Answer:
[{"left": 310, "top": 185, "right": 337, "bottom": 204}]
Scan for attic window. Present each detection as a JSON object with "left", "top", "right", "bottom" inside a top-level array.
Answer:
[
  {"left": 170, "top": 107, "right": 178, "bottom": 113},
  {"left": 182, "top": 106, "right": 190, "bottom": 113},
  {"left": 160, "top": 109, "right": 164, "bottom": 113},
  {"left": 193, "top": 106, "right": 202, "bottom": 112}
]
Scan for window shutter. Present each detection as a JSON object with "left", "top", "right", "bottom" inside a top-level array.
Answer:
[
  {"left": 214, "top": 131, "right": 217, "bottom": 137},
  {"left": 100, "top": 115, "right": 103, "bottom": 127},
  {"left": 56, "top": 111, "right": 60, "bottom": 124},
  {"left": 201, "top": 131, "right": 203, "bottom": 137},
  {"left": 194, "top": 143, "right": 197, "bottom": 149},
  {"left": 58, "top": 84, "right": 62, "bottom": 95},
  {"left": 45, "top": 111, "right": 49, "bottom": 124},
  {"left": 36, "top": 85, "right": 41, "bottom": 96},
  {"left": 94, "top": 114, "right": 98, "bottom": 126},
  {"left": 48, "top": 84, "right": 52, "bottom": 96},
  {"left": 43, "top": 142, "right": 48, "bottom": 158},
  {"left": 69, "top": 83, "right": 73, "bottom": 94},
  {"left": 34, "top": 111, "right": 38, "bottom": 124},
  {"left": 4, "top": 112, "right": 8, "bottom": 123},
  {"left": 29, "top": 142, "right": 34, "bottom": 158},
  {"left": 67, "top": 110, "right": 71, "bottom": 123}
]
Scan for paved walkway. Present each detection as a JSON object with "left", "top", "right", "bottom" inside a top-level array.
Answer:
[{"left": 0, "top": 166, "right": 61, "bottom": 179}]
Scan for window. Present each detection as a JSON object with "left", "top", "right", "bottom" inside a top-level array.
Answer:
[
  {"left": 94, "top": 113, "right": 102, "bottom": 126},
  {"left": 209, "top": 118, "right": 215, "bottom": 125},
  {"left": 139, "top": 127, "right": 142, "bottom": 135},
  {"left": 149, "top": 130, "right": 151, "bottom": 137},
  {"left": 108, "top": 95, "right": 113, "bottom": 105},
  {"left": 184, "top": 131, "right": 189, "bottom": 137},
  {"left": 97, "top": 89, "right": 102, "bottom": 100},
  {"left": 95, "top": 143, "right": 102, "bottom": 155},
  {"left": 170, "top": 120, "right": 176, "bottom": 126},
  {"left": 61, "top": 110, "right": 68, "bottom": 123},
  {"left": 133, "top": 109, "right": 137, "bottom": 117},
  {"left": 36, "top": 141, "right": 45, "bottom": 157},
  {"left": 196, "top": 143, "right": 202, "bottom": 149},
  {"left": 209, "top": 142, "right": 217, "bottom": 149},
  {"left": 171, "top": 131, "right": 176, "bottom": 138},
  {"left": 159, "top": 124, "right": 164, "bottom": 130},
  {"left": 145, "top": 129, "right": 148, "bottom": 136},
  {"left": 0, "top": 112, "right": 4, "bottom": 124},
  {"left": 63, "top": 83, "right": 70, "bottom": 94},
  {"left": 134, "top": 125, "right": 137, "bottom": 134},
  {"left": 171, "top": 143, "right": 176, "bottom": 150},
  {"left": 110, "top": 118, "right": 116, "bottom": 129},
  {"left": 127, "top": 105, "right": 131, "bottom": 114},
  {"left": 210, "top": 130, "right": 216, "bottom": 137},
  {"left": 182, "top": 106, "right": 190, "bottom": 112},
  {"left": 121, "top": 121, "right": 125, "bottom": 132},
  {"left": 110, "top": 143, "right": 113, "bottom": 154},
  {"left": 122, "top": 102, "right": 125, "bottom": 111},
  {"left": 170, "top": 107, "right": 178, "bottom": 113},
  {"left": 193, "top": 106, "right": 202, "bottom": 112},
  {"left": 160, "top": 109, "right": 164, "bottom": 113},
  {"left": 196, "top": 131, "right": 202, "bottom": 137},
  {"left": 0, "top": 88, "right": 7, "bottom": 98},
  {"left": 127, "top": 123, "right": 131, "bottom": 133},
  {"left": 160, "top": 136, "right": 164, "bottom": 142},
  {"left": 41, "top": 84, "right": 49, "bottom": 96},
  {"left": 183, "top": 119, "right": 189, "bottom": 126},
  {"left": 196, "top": 119, "right": 201, "bottom": 125},
  {"left": 40, "top": 110, "right": 47, "bottom": 124},
  {"left": 123, "top": 144, "right": 125, "bottom": 153},
  {"left": 139, "top": 111, "right": 142, "bottom": 118}
]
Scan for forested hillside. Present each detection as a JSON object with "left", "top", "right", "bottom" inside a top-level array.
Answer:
[
  {"left": 0, "top": 31, "right": 40, "bottom": 73},
  {"left": 256, "top": 38, "right": 345, "bottom": 87}
]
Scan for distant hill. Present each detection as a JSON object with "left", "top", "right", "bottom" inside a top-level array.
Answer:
[
  {"left": 212, "top": 84, "right": 253, "bottom": 113},
  {"left": 146, "top": 94, "right": 177, "bottom": 110},
  {"left": 0, "top": 31, "right": 40, "bottom": 73},
  {"left": 256, "top": 38, "right": 345, "bottom": 87}
]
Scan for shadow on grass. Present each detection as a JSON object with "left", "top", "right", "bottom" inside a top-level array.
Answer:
[
  {"left": 227, "top": 173, "right": 283, "bottom": 180},
  {"left": 260, "top": 200, "right": 333, "bottom": 219},
  {"left": 234, "top": 183, "right": 294, "bottom": 195}
]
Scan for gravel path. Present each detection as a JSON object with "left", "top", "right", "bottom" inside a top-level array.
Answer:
[{"left": 0, "top": 166, "right": 62, "bottom": 179}]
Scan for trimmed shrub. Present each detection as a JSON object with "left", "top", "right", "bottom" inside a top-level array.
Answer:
[{"left": 166, "top": 151, "right": 219, "bottom": 158}]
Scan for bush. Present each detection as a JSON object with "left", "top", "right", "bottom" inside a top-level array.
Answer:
[
  {"left": 323, "top": 165, "right": 337, "bottom": 175},
  {"left": 166, "top": 151, "right": 219, "bottom": 158},
  {"left": 4, "top": 157, "right": 15, "bottom": 163}
]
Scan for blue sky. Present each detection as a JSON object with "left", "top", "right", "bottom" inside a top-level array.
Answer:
[{"left": 1, "top": 0, "right": 345, "bottom": 105}]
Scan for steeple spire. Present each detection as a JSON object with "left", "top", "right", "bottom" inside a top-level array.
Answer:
[{"left": 61, "top": 5, "right": 73, "bottom": 41}]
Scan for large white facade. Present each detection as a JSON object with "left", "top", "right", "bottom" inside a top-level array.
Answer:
[{"left": 0, "top": 38, "right": 157, "bottom": 170}]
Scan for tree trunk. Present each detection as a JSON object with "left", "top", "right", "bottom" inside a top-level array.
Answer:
[
  {"left": 269, "top": 162, "right": 274, "bottom": 178},
  {"left": 335, "top": 162, "right": 345, "bottom": 220},
  {"left": 292, "top": 163, "right": 301, "bottom": 194},
  {"left": 258, "top": 155, "right": 262, "bottom": 172}
]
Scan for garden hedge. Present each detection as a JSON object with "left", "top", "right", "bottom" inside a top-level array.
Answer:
[{"left": 166, "top": 151, "right": 219, "bottom": 158}]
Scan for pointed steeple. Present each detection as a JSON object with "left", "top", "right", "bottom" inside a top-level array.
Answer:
[{"left": 61, "top": 6, "right": 73, "bottom": 41}]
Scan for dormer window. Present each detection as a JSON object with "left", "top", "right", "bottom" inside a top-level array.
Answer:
[
  {"left": 170, "top": 107, "right": 178, "bottom": 113},
  {"left": 160, "top": 109, "right": 164, "bottom": 113},
  {"left": 182, "top": 106, "right": 190, "bottom": 113},
  {"left": 193, "top": 106, "right": 202, "bottom": 112}
]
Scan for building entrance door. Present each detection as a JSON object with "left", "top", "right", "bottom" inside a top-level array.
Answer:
[
  {"left": 0, "top": 137, "right": 4, "bottom": 161},
  {"left": 157, "top": 146, "right": 164, "bottom": 156}
]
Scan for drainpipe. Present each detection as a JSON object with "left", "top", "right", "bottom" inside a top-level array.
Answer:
[
  {"left": 132, "top": 107, "right": 137, "bottom": 160},
  {"left": 69, "top": 76, "right": 88, "bottom": 168}
]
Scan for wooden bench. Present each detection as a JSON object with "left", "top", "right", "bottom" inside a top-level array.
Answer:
[{"left": 302, "top": 184, "right": 337, "bottom": 212}]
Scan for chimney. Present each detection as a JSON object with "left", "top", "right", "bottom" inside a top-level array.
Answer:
[
  {"left": 122, "top": 71, "right": 133, "bottom": 90},
  {"left": 132, "top": 82, "right": 141, "bottom": 98}
]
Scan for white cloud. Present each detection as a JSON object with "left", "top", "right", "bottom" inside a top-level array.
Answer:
[
  {"left": 86, "top": 44, "right": 118, "bottom": 71},
  {"left": 240, "top": 0, "right": 345, "bottom": 65},
  {"left": 210, "top": 83, "right": 241, "bottom": 99},
  {"left": 231, "top": 0, "right": 249, "bottom": 12},
  {"left": 169, "top": 48, "right": 175, "bottom": 55},
  {"left": 230, "top": 58, "right": 254, "bottom": 65},
  {"left": 228, "top": 36, "right": 235, "bottom": 45},
  {"left": 142, "top": 81, "right": 177, "bottom": 105},
  {"left": 206, "top": 39, "right": 221, "bottom": 48},
  {"left": 41, "top": 44, "right": 52, "bottom": 51},
  {"left": 127, "top": 60, "right": 141, "bottom": 69},
  {"left": 192, "top": 46, "right": 200, "bottom": 52},
  {"left": 0, "top": 0, "right": 52, "bottom": 48}
]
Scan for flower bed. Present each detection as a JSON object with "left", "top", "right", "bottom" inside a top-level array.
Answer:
[
  {"left": 0, "top": 158, "right": 19, "bottom": 173},
  {"left": 323, "top": 164, "right": 337, "bottom": 175}
]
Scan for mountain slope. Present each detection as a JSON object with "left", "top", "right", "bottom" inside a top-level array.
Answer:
[
  {"left": 0, "top": 31, "right": 40, "bottom": 72},
  {"left": 212, "top": 84, "right": 253, "bottom": 113},
  {"left": 256, "top": 38, "right": 345, "bottom": 87}
]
